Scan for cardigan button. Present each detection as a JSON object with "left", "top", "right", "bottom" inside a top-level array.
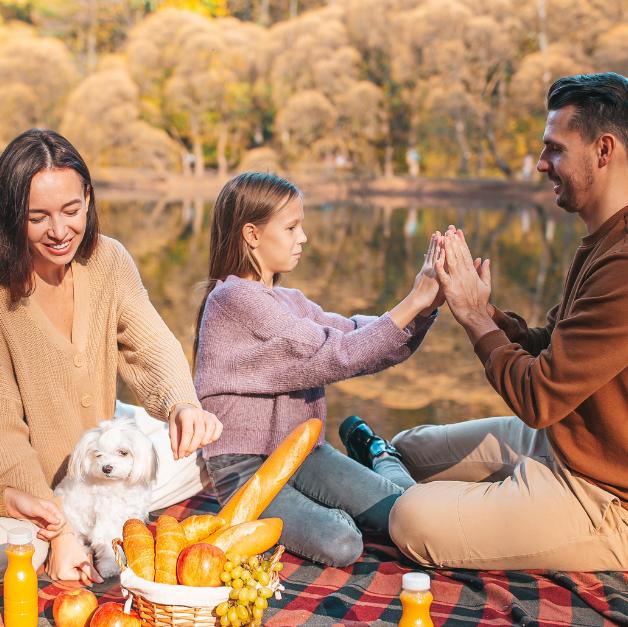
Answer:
[
  {"left": 81, "top": 394, "right": 93, "bottom": 408},
  {"left": 73, "top": 354, "right": 85, "bottom": 368}
]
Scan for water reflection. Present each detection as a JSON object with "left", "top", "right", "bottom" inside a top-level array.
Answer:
[{"left": 102, "top": 196, "right": 585, "bottom": 449}]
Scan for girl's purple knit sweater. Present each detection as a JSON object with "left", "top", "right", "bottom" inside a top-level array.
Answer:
[{"left": 195, "top": 275, "right": 437, "bottom": 458}]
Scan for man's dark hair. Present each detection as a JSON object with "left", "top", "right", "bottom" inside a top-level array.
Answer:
[
  {"left": 547, "top": 73, "right": 628, "bottom": 148},
  {"left": 0, "top": 129, "right": 99, "bottom": 302}
]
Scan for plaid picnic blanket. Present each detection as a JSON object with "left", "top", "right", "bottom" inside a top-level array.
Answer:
[{"left": 3, "top": 491, "right": 628, "bottom": 627}]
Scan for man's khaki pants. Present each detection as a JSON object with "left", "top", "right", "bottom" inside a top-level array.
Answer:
[
  {"left": 390, "top": 416, "right": 628, "bottom": 571},
  {"left": 0, "top": 402, "right": 211, "bottom": 581}
]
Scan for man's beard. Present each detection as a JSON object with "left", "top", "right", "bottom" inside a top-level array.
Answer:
[{"left": 554, "top": 156, "right": 595, "bottom": 213}]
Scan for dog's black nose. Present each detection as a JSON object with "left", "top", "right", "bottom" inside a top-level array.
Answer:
[{"left": 102, "top": 465, "right": 113, "bottom": 475}]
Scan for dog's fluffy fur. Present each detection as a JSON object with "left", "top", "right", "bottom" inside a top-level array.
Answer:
[{"left": 54, "top": 416, "right": 158, "bottom": 578}]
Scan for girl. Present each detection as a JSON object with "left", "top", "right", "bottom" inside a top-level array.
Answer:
[{"left": 194, "top": 172, "right": 441, "bottom": 567}]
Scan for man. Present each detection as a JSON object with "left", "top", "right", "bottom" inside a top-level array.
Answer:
[{"left": 388, "top": 72, "right": 628, "bottom": 570}]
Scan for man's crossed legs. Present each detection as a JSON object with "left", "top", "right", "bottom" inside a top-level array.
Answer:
[{"left": 390, "top": 416, "right": 628, "bottom": 571}]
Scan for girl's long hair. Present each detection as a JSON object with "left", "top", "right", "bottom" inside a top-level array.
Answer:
[{"left": 192, "top": 172, "right": 301, "bottom": 370}]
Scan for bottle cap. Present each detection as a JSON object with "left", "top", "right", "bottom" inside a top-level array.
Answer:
[
  {"left": 7, "top": 527, "right": 32, "bottom": 545},
  {"left": 402, "top": 572, "right": 431, "bottom": 591}
]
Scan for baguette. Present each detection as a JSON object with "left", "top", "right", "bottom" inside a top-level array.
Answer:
[
  {"left": 181, "top": 514, "right": 226, "bottom": 545},
  {"left": 155, "top": 515, "right": 188, "bottom": 584},
  {"left": 204, "top": 518, "right": 283, "bottom": 561},
  {"left": 122, "top": 518, "right": 155, "bottom": 581},
  {"left": 217, "top": 419, "right": 322, "bottom": 527}
]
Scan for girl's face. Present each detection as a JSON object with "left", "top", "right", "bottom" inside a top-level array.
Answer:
[
  {"left": 247, "top": 196, "right": 307, "bottom": 282},
  {"left": 27, "top": 168, "right": 89, "bottom": 272}
]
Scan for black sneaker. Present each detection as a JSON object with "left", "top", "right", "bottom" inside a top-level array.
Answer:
[{"left": 339, "top": 415, "right": 402, "bottom": 469}]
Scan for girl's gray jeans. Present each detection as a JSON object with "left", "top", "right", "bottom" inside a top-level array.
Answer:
[{"left": 206, "top": 442, "right": 415, "bottom": 568}]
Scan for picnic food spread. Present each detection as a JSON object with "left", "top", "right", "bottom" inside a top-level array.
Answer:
[
  {"left": 113, "top": 419, "right": 322, "bottom": 627},
  {"left": 398, "top": 572, "right": 434, "bottom": 627},
  {"left": 218, "top": 419, "right": 323, "bottom": 527},
  {"left": 154, "top": 515, "right": 188, "bottom": 584},
  {"left": 3, "top": 528, "right": 38, "bottom": 627},
  {"left": 122, "top": 519, "right": 156, "bottom": 582},
  {"left": 53, "top": 590, "right": 98, "bottom": 627}
]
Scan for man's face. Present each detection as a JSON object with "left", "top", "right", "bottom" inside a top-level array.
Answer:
[{"left": 537, "top": 106, "right": 597, "bottom": 213}]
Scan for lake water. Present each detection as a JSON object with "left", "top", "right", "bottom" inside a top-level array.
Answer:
[{"left": 102, "top": 195, "right": 585, "bottom": 450}]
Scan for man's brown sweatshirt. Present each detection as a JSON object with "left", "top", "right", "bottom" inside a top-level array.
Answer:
[{"left": 474, "top": 205, "right": 628, "bottom": 505}]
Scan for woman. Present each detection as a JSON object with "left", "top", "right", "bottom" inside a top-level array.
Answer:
[
  {"left": 194, "top": 172, "right": 442, "bottom": 567},
  {"left": 0, "top": 129, "right": 222, "bottom": 582}
]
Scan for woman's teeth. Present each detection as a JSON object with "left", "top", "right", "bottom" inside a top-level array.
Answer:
[{"left": 49, "top": 241, "right": 70, "bottom": 250}]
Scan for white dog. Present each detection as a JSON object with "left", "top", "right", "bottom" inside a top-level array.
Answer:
[{"left": 54, "top": 416, "right": 159, "bottom": 578}]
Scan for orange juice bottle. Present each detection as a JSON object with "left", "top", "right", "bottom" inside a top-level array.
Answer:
[
  {"left": 3, "top": 527, "right": 38, "bottom": 627},
  {"left": 398, "top": 572, "right": 434, "bottom": 627}
]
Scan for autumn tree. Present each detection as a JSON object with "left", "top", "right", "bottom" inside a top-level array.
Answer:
[
  {"left": 164, "top": 17, "right": 265, "bottom": 177},
  {"left": 0, "top": 33, "right": 77, "bottom": 147},
  {"left": 59, "top": 61, "right": 178, "bottom": 173},
  {"left": 127, "top": 8, "right": 214, "bottom": 174}
]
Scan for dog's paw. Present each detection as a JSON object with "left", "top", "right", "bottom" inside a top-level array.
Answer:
[{"left": 96, "top": 560, "right": 121, "bottom": 579}]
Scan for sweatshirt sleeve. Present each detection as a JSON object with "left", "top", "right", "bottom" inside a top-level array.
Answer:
[
  {"left": 280, "top": 290, "right": 438, "bottom": 376},
  {"left": 353, "top": 311, "right": 438, "bottom": 376},
  {"left": 205, "top": 286, "right": 412, "bottom": 394},
  {"left": 473, "top": 253, "right": 628, "bottom": 429},
  {"left": 307, "top": 296, "right": 437, "bottom": 374},
  {"left": 490, "top": 304, "right": 559, "bottom": 357},
  {"left": 0, "top": 339, "right": 70, "bottom": 530},
  {"left": 114, "top": 242, "right": 200, "bottom": 421}
]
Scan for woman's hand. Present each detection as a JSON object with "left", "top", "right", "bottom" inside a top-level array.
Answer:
[
  {"left": 45, "top": 533, "right": 104, "bottom": 583},
  {"left": 4, "top": 487, "right": 66, "bottom": 541},
  {"left": 169, "top": 403, "right": 224, "bottom": 460},
  {"left": 389, "top": 235, "right": 441, "bottom": 329}
]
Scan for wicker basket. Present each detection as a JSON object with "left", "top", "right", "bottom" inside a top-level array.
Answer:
[{"left": 112, "top": 538, "right": 285, "bottom": 627}]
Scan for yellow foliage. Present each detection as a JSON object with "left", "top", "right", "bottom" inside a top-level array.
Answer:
[{"left": 153, "top": 0, "right": 228, "bottom": 17}]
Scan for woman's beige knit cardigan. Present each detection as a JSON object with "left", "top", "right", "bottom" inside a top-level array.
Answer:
[{"left": 0, "top": 236, "right": 201, "bottom": 526}]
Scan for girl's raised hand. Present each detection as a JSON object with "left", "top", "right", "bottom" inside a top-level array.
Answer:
[
  {"left": 389, "top": 234, "right": 442, "bottom": 330},
  {"left": 411, "top": 234, "right": 440, "bottom": 301}
]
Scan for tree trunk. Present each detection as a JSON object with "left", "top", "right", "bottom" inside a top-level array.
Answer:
[
  {"left": 86, "top": 0, "right": 98, "bottom": 73},
  {"left": 217, "top": 124, "right": 228, "bottom": 179},
  {"left": 454, "top": 118, "right": 470, "bottom": 176},
  {"left": 260, "top": 0, "right": 270, "bottom": 25},
  {"left": 193, "top": 136, "right": 204, "bottom": 178},
  {"left": 290, "top": 0, "right": 298, "bottom": 19},
  {"left": 485, "top": 113, "right": 512, "bottom": 178},
  {"left": 384, "top": 145, "right": 394, "bottom": 178},
  {"left": 537, "top": 0, "right": 551, "bottom": 93},
  {"left": 181, "top": 148, "right": 192, "bottom": 177}
]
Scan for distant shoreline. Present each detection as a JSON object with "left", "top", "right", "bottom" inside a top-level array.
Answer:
[{"left": 94, "top": 168, "right": 557, "bottom": 211}]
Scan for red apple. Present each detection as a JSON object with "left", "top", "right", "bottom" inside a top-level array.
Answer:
[
  {"left": 53, "top": 589, "right": 99, "bottom": 627},
  {"left": 177, "top": 543, "right": 227, "bottom": 587},
  {"left": 89, "top": 603, "right": 141, "bottom": 627}
]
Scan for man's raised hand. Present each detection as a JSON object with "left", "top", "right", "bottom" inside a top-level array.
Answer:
[{"left": 435, "top": 230, "right": 498, "bottom": 345}]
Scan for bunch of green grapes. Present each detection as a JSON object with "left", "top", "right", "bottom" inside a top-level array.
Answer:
[{"left": 215, "top": 554, "right": 284, "bottom": 627}]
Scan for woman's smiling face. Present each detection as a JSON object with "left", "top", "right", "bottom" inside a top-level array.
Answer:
[{"left": 27, "top": 168, "right": 89, "bottom": 270}]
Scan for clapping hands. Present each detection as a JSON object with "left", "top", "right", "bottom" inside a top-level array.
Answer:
[
  {"left": 386, "top": 226, "right": 499, "bottom": 345},
  {"left": 430, "top": 225, "right": 498, "bottom": 344}
]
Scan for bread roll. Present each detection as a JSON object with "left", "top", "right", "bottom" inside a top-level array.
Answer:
[
  {"left": 123, "top": 518, "right": 155, "bottom": 581},
  {"left": 204, "top": 518, "right": 283, "bottom": 561},
  {"left": 218, "top": 419, "right": 322, "bottom": 527},
  {"left": 181, "top": 514, "right": 226, "bottom": 545},
  {"left": 155, "top": 515, "right": 188, "bottom": 584}
]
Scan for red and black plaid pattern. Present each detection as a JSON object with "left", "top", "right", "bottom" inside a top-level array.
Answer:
[{"left": 2, "top": 492, "right": 628, "bottom": 627}]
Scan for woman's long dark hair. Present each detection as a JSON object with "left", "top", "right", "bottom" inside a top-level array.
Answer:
[
  {"left": 192, "top": 172, "right": 301, "bottom": 370},
  {"left": 0, "top": 129, "right": 99, "bottom": 302}
]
